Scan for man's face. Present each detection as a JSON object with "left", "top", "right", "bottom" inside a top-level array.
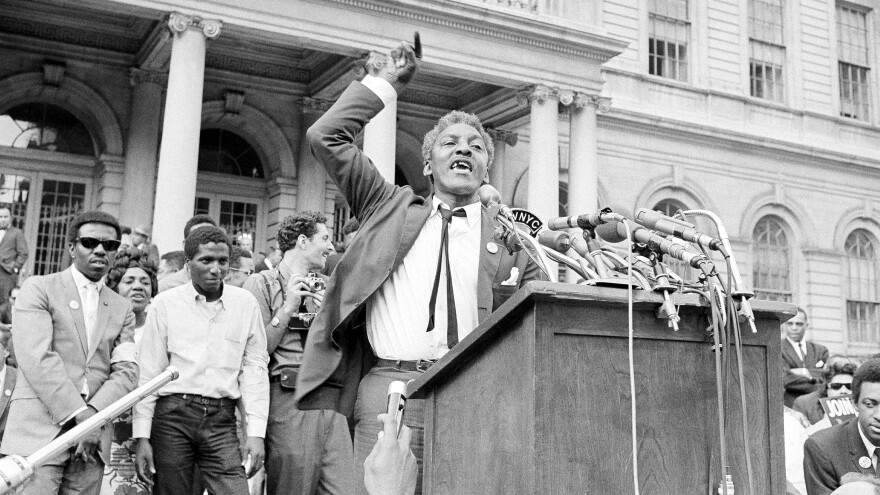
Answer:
[
  {"left": 0, "top": 209, "right": 11, "bottom": 229},
  {"left": 157, "top": 259, "right": 179, "bottom": 280},
  {"left": 783, "top": 311, "right": 808, "bottom": 342},
  {"left": 269, "top": 248, "right": 283, "bottom": 266},
  {"left": 857, "top": 381, "right": 880, "bottom": 444},
  {"left": 826, "top": 373, "right": 854, "bottom": 398},
  {"left": 302, "top": 223, "right": 333, "bottom": 271},
  {"left": 225, "top": 257, "right": 255, "bottom": 288},
  {"left": 188, "top": 242, "right": 229, "bottom": 298},
  {"left": 423, "top": 123, "right": 489, "bottom": 202},
  {"left": 70, "top": 223, "right": 119, "bottom": 281},
  {"left": 131, "top": 232, "right": 147, "bottom": 246}
]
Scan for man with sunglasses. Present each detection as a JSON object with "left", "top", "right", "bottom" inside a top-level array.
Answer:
[{"left": 0, "top": 211, "right": 137, "bottom": 495}]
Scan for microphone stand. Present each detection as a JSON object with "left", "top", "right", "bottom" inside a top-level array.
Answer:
[
  {"left": 681, "top": 209, "right": 757, "bottom": 334},
  {"left": 0, "top": 366, "right": 180, "bottom": 494},
  {"left": 640, "top": 250, "right": 680, "bottom": 331},
  {"left": 494, "top": 214, "right": 558, "bottom": 283}
]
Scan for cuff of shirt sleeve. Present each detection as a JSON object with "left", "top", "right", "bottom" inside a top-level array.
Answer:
[
  {"left": 59, "top": 405, "right": 88, "bottom": 426},
  {"left": 361, "top": 75, "right": 397, "bottom": 106},
  {"left": 246, "top": 417, "right": 266, "bottom": 439},
  {"left": 132, "top": 418, "right": 153, "bottom": 439}
]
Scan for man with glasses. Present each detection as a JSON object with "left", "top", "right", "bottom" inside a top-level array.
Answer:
[
  {"left": 0, "top": 211, "right": 137, "bottom": 495},
  {"left": 226, "top": 246, "right": 255, "bottom": 288},
  {"left": 242, "top": 211, "right": 339, "bottom": 495}
]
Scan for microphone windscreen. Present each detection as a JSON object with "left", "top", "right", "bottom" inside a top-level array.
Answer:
[
  {"left": 478, "top": 184, "right": 502, "bottom": 208},
  {"left": 537, "top": 230, "right": 571, "bottom": 252},
  {"left": 595, "top": 203, "right": 632, "bottom": 243}
]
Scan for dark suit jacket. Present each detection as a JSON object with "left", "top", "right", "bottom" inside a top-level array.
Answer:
[
  {"left": 792, "top": 390, "right": 826, "bottom": 425},
  {"left": 0, "top": 227, "right": 27, "bottom": 275},
  {"left": 294, "top": 81, "right": 542, "bottom": 416},
  {"left": 782, "top": 339, "right": 829, "bottom": 407},
  {"left": 0, "top": 268, "right": 138, "bottom": 463},
  {"left": 804, "top": 418, "right": 874, "bottom": 495},
  {"left": 0, "top": 365, "right": 16, "bottom": 444}
]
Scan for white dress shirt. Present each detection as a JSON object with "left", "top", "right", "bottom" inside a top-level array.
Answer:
[
  {"left": 787, "top": 337, "right": 807, "bottom": 362},
  {"left": 133, "top": 282, "right": 270, "bottom": 438},
  {"left": 70, "top": 266, "right": 104, "bottom": 398},
  {"left": 367, "top": 196, "right": 481, "bottom": 361}
]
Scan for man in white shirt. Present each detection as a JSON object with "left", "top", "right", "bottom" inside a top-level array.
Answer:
[
  {"left": 295, "top": 42, "right": 542, "bottom": 494},
  {"left": 134, "top": 226, "right": 269, "bottom": 495},
  {"left": 804, "top": 359, "right": 880, "bottom": 494},
  {"left": 0, "top": 211, "right": 137, "bottom": 495}
]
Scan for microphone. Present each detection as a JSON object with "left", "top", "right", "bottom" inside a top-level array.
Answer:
[
  {"left": 593, "top": 203, "right": 633, "bottom": 242},
  {"left": 599, "top": 220, "right": 711, "bottom": 269},
  {"left": 634, "top": 208, "right": 727, "bottom": 254},
  {"left": 386, "top": 381, "right": 407, "bottom": 437},
  {"left": 478, "top": 184, "right": 514, "bottom": 220},
  {"left": 547, "top": 208, "right": 625, "bottom": 231},
  {"left": 537, "top": 230, "right": 571, "bottom": 252}
]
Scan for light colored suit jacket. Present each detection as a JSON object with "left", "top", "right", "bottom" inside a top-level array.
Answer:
[
  {"left": 0, "top": 366, "right": 16, "bottom": 443},
  {"left": 0, "top": 268, "right": 137, "bottom": 463},
  {"left": 0, "top": 227, "right": 27, "bottom": 275}
]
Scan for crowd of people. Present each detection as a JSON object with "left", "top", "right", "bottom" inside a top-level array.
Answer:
[{"left": 0, "top": 40, "right": 878, "bottom": 495}]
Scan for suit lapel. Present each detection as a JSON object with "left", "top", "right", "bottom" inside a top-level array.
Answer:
[
  {"left": 393, "top": 198, "right": 433, "bottom": 268},
  {"left": 0, "top": 368, "right": 15, "bottom": 414},
  {"left": 62, "top": 271, "right": 89, "bottom": 358},
  {"left": 848, "top": 419, "right": 875, "bottom": 475},
  {"left": 88, "top": 288, "right": 112, "bottom": 361},
  {"left": 477, "top": 205, "right": 502, "bottom": 323}
]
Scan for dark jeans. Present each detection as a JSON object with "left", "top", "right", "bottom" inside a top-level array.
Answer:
[{"left": 151, "top": 394, "right": 248, "bottom": 495}]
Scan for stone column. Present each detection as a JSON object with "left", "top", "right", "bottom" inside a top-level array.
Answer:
[
  {"left": 120, "top": 68, "right": 165, "bottom": 230},
  {"left": 486, "top": 128, "right": 518, "bottom": 204},
  {"left": 94, "top": 154, "right": 126, "bottom": 217},
  {"left": 296, "top": 97, "right": 334, "bottom": 213},
  {"left": 567, "top": 93, "right": 610, "bottom": 219},
  {"left": 362, "top": 89, "right": 396, "bottom": 182},
  {"left": 266, "top": 176, "right": 298, "bottom": 245},
  {"left": 151, "top": 12, "right": 221, "bottom": 253},
  {"left": 521, "top": 85, "right": 561, "bottom": 224}
]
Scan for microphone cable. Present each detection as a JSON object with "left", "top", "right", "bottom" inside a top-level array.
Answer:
[
  {"left": 622, "top": 219, "right": 640, "bottom": 495},
  {"left": 726, "top": 258, "right": 756, "bottom": 494}
]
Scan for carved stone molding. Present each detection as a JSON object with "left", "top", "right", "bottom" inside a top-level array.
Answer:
[
  {"left": 224, "top": 90, "right": 245, "bottom": 115},
  {"left": 516, "top": 84, "right": 558, "bottom": 106},
  {"left": 300, "top": 97, "right": 335, "bottom": 114},
  {"left": 168, "top": 12, "right": 222, "bottom": 39},
  {"left": 42, "top": 61, "right": 66, "bottom": 87},
  {"left": 570, "top": 92, "right": 612, "bottom": 113},
  {"left": 129, "top": 68, "right": 167, "bottom": 87},
  {"left": 486, "top": 128, "right": 518, "bottom": 146}
]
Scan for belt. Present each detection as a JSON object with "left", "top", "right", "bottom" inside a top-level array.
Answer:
[
  {"left": 169, "top": 393, "right": 236, "bottom": 407},
  {"left": 375, "top": 358, "right": 436, "bottom": 372}
]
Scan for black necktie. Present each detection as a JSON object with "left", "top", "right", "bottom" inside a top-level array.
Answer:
[{"left": 426, "top": 206, "right": 467, "bottom": 348}]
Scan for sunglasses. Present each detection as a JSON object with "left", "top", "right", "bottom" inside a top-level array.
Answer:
[
  {"left": 828, "top": 382, "right": 852, "bottom": 391},
  {"left": 76, "top": 237, "right": 122, "bottom": 251}
]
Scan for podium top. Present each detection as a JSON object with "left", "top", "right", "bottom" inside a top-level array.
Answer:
[{"left": 407, "top": 281, "right": 795, "bottom": 399}]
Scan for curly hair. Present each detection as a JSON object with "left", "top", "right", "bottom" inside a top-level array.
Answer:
[
  {"left": 853, "top": 358, "right": 880, "bottom": 402},
  {"left": 184, "top": 226, "right": 230, "bottom": 259},
  {"left": 67, "top": 211, "right": 121, "bottom": 243},
  {"left": 421, "top": 111, "right": 495, "bottom": 169},
  {"left": 105, "top": 247, "right": 159, "bottom": 298},
  {"left": 276, "top": 211, "right": 327, "bottom": 254},
  {"left": 821, "top": 357, "right": 859, "bottom": 397}
]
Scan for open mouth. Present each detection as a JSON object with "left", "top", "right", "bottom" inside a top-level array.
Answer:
[{"left": 450, "top": 160, "right": 473, "bottom": 172}]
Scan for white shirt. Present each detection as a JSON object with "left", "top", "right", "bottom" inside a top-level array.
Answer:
[
  {"left": 858, "top": 421, "right": 879, "bottom": 469},
  {"left": 787, "top": 337, "right": 806, "bottom": 362},
  {"left": 70, "top": 265, "right": 104, "bottom": 397},
  {"left": 367, "top": 197, "right": 481, "bottom": 360}
]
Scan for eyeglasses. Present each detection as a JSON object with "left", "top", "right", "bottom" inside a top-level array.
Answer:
[
  {"left": 228, "top": 267, "right": 254, "bottom": 276},
  {"left": 828, "top": 382, "right": 852, "bottom": 391},
  {"left": 77, "top": 237, "right": 122, "bottom": 251}
]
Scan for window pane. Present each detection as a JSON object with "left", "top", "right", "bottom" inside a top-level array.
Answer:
[
  {"left": 198, "top": 129, "right": 265, "bottom": 178},
  {"left": 0, "top": 174, "right": 30, "bottom": 229},
  {"left": 845, "top": 230, "right": 880, "bottom": 343},
  {"left": 749, "top": 0, "right": 784, "bottom": 44},
  {"left": 220, "top": 200, "right": 258, "bottom": 251},
  {"left": 750, "top": 41, "right": 786, "bottom": 102},
  {"left": 0, "top": 103, "right": 95, "bottom": 156},
  {"left": 837, "top": 6, "right": 869, "bottom": 66},
  {"left": 839, "top": 62, "right": 871, "bottom": 120},
  {"left": 649, "top": 14, "right": 690, "bottom": 82},
  {"left": 34, "top": 179, "right": 87, "bottom": 275},
  {"left": 752, "top": 216, "right": 791, "bottom": 301}
]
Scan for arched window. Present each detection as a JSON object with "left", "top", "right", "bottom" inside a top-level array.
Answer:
[
  {"left": 0, "top": 103, "right": 94, "bottom": 155},
  {"left": 845, "top": 229, "right": 880, "bottom": 343},
  {"left": 652, "top": 199, "right": 693, "bottom": 278},
  {"left": 197, "top": 129, "right": 264, "bottom": 178},
  {"left": 752, "top": 215, "right": 791, "bottom": 302}
]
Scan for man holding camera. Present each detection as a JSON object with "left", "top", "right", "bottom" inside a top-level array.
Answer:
[{"left": 242, "top": 212, "right": 344, "bottom": 495}]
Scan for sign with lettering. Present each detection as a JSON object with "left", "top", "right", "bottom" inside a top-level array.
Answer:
[
  {"left": 510, "top": 208, "right": 542, "bottom": 236},
  {"left": 820, "top": 396, "right": 857, "bottom": 425}
]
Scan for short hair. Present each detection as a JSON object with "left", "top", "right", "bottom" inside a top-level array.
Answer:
[
  {"left": 67, "top": 211, "right": 121, "bottom": 243},
  {"left": 105, "top": 247, "right": 159, "bottom": 298},
  {"left": 852, "top": 358, "right": 880, "bottom": 402},
  {"left": 421, "top": 111, "right": 495, "bottom": 169},
  {"left": 795, "top": 306, "right": 808, "bottom": 321},
  {"left": 229, "top": 246, "right": 252, "bottom": 269},
  {"left": 342, "top": 217, "right": 360, "bottom": 235},
  {"left": 276, "top": 211, "right": 327, "bottom": 253},
  {"left": 183, "top": 214, "right": 217, "bottom": 238},
  {"left": 160, "top": 250, "right": 186, "bottom": 271},
  {"left": 184, "top": 226, "right": 230, "bottom": 259},
  {"left": 121, "top": 226, "right": 132, "bottom": 235}
]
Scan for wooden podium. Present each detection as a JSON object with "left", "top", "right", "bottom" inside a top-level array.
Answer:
[{"left": 408, "top": 282, "right": 794, "bottom": 495}]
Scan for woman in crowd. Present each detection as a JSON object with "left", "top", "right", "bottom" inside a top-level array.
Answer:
[
  {"left": 101, "top": 247, "right": 157, "bottom": 495},
  {"left": 793, "top": 356, "right": 859, "bottom": 426}
]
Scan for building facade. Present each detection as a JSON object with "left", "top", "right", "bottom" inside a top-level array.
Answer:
[{"left": 0, "top": 0, "right": 878, "bottom": 355}]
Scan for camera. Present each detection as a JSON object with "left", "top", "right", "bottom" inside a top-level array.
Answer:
[{"left": 306, "top": 273, "right": 326, "bottom": 292}]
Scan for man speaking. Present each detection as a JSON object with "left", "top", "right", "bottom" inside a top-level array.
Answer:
[{"left": 294, "top": 40, "right": 542, "bottom": 494}]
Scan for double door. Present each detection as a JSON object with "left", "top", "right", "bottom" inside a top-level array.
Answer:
[{"left": 194, "top": 193, "right": 265, "bottom": 253}]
